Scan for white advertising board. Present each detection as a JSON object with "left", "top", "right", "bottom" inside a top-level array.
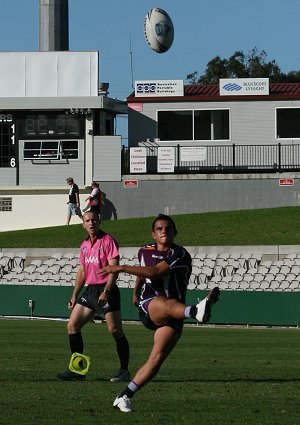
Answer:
[
  {"left": 135, "top": 80, "right": 184, "bottom": 97},
  {"left": 130, "top": 147, "right": 147, "bottom": 173},
  {"left": 157, "top": 147, "right": 175, "bottom": 173},
  {"left": 220, "top": 78, "right": 269, "bottom": 96},
  {"left": 180, "top": 146, "right": 207, "bottom": 162}
]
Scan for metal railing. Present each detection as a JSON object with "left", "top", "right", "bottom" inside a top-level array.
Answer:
[{"left": 121, "top": 143, "right": 300, "bottom": 174}]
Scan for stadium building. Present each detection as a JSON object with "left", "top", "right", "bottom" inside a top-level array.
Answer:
[
  {"left": 0, "top": 0, "right": 126, "bottom": 231},
  {"left": 1, "top": 2, "right": 300, "bottom": 231}
]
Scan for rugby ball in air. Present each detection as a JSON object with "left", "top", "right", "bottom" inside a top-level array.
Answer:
[{"left": 144, "top": 8, "right": 174, "bottom": 53}]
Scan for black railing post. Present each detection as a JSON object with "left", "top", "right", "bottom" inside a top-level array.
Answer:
[
  {"left": 177, "top": 144, "right": 180, "bottom": 172},
  {"left": 278, "top": 143, "right": 281, "bottom": 172},
  {"left": 232, "top": 143, "right": 236, "bottom": 171}
]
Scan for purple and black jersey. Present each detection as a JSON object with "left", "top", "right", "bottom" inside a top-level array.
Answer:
[{"left": 138, "top": 243, "right": 192, "bottom": 304}]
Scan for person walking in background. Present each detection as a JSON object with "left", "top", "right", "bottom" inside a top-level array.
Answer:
[
  {"left": 82, "top": 181, "right": 103, "bottom": 214},
  {"left": 99, "top": 214, "right": 220, "bottom": 413},
  {"left": 58, "top": 210, "right": 130, "bottom": 382},
  {"left": 66, "top": 177, "right": 83, "bottom": 225}
]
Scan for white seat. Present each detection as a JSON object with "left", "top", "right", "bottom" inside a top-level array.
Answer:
[
  {"left": 43, "top": 258, "right": 56, "bottom": 267},
  {"left": 278, "top": 280, "right": 290, "bottom": 290},
  {"left": 239, "top": 281, "right": 250, "bottom": 290},
  {"left": 198, "top": 273, "right": 208, "bottom": 285},
  {"left": 23, "top": 265, "right": 37, "bottom": 274},
  {"left": 253, "top": 273, "right": 264, "bottom": 282},
  {"left": 289, "top": 280, "right": 300, "bottom": 290},
  {"left": 274, "top": 273, "right": 286, "bottom": 282},
  {"left": 232, "top": 274, "right": 243, "bottom": 282},
  {"left": 63, "top": 252, "right": 76, "bottom": 260},
  {"left": 259, "top": 280, "right": 270, "bottom": 290},
  {"left": 219, "top": 282, "right": 230, "bottom": 290},
  {"left": 51, "top": 252, "right": 63, "bottom": 260},
  {"left": 35, "top": 266, "right": 47, "bottom": 274},
  {"left": 260, "top": 260, "right": 272, "bottom": 268},
  {"left": 210, "top": 275, "right": 222, "bottom": 284},
  {"left": 248, "top": 258, "right": 258, "bottom": 269},
  {"left": 285, "top": 273, "right": 296, "bottom": 282},
  {"left": 201, "top": 266, "right": 213, "bottom": 277},
  {"left": 13, "top": 251, "right": 27, "bottom": 268},
  {"left": 224, "top": 265, "right": 235, "bottom": 276},
  {"left": 257, "top": 266, "right": 269, "bottom": 275},
  {"left": 264, "top": 273, "right": 275, "bottom": 283},
  {"left": 48, "top": 265, "right": 61, "bottom": 274},
  {"left": 269, "top": 281, "right": 280, "bottom": 290},
  {"left": 248, "top": 280, "right": 261, "bottom": 290},
  {"left": 280, "top": 265, "right": 291, "bottom": 275},
  {"left": 243, "top": 273, "right": 254, "bottom": 283},
  {"left": 214, "top": 265, "right": 224, "bottom": 276},
  {"left": 203, "top": 259, "right": 215, "bottom": 268},
  {"left": 269, "top": 265, "right": 280, "bottom": 274}
]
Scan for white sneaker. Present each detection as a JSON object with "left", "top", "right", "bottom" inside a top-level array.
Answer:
[
  {"left": 113, "top": 395, "right": 132, "bottom": 413},
  {"left": 195, "top": 287, "right": 220, "bottom": 323}
]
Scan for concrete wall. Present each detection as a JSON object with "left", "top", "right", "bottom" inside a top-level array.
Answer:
[{"left": 1, "top": 173, "right": 300, "bottom": 231}]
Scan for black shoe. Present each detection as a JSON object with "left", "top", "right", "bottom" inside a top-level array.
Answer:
[{"left": 57, "top": 370, "right": 86, "bottom": 381}]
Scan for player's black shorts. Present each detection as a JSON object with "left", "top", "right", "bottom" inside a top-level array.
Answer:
[
  {"left": 77, "top": 284, "right": 121, "bottom": 315},
  {"left": 139, "top": 303, "right": 184, "bottom": 335}
]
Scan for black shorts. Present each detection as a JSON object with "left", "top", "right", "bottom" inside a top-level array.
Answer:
[
  {"left": 139, "top": 305, "right": 184, "bottom": 335},
  {"left": 77, "top": 284, "right": 121, "bottom": 315}
]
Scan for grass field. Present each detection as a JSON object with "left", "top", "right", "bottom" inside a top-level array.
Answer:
[
  {"left": 1, "top": 207, "right": 300, "bottom": 247},
  {"left": 1, "top": 319, "right": 300, "bottom": 425}
]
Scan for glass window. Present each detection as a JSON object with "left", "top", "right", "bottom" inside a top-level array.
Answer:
[
  {"left": 23, "top": 140, "right": 79, "bottom": 160},
  {"left": 277, "top": 108, "right": 300, "bottom": 139},
  {"left": 157, "top": 109, "right": 229, "bottom": 141},
  {"left": 158, "top": 111, "right": 193, "bottom": 140},
  {"left": 61, "top": 140, "right": 79, "bottom": 159}
]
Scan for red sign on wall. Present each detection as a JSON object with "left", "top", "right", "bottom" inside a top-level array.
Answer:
[
  {"left": 124, "top": 180, "right": 138, "bottom": 188},
  {"left": 279, "top": 178, "right": 294, "bottom": 186}
]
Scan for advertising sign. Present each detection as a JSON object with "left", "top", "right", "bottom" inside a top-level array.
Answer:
[
  {"left": 157, "top": 147, "right": 175, "bottom": 173},
  {"left": 180, "top": 146, "right": 207, "bottom": 162},
  {"left": 130, "top": 147, "right": 147, "bottom": 173},
  {"left": 220, "top": 78, "right": 269, "bottom": 96},
  {"left": 135, "top": 80, "right": 184, "bottom": 97}
]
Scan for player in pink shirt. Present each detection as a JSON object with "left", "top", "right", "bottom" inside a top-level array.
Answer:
[{"left": 57, "top": 210, "right": 130, "bottom": 382}]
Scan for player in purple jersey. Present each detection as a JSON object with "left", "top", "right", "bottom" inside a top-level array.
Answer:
[{"left": 99, "top": 214, "right": 220, "bottom": 413}]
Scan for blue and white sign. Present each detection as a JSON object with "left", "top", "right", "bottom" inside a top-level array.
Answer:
[
  {"left": 220, "top": 78, "right": 269, "bottom": 96},
  {"left": 135, "top": 80, "right": 184, "bottom": 97}
]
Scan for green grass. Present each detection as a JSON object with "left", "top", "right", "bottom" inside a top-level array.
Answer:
[
  {"left": 1, "top": 319, "right": 300, "bottom": 425},
  {"left": 1, "top": 207, "right": 300, "bottom": 247}
]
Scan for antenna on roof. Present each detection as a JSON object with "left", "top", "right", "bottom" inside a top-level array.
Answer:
[{"left": 130, "top": 32, "right": 134, "bottom": 90}]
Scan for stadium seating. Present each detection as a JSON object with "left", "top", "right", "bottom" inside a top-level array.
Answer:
[{"left": 0, "top": 249, "right": 300, "bottom": 292}]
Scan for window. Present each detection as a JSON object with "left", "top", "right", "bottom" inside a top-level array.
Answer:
[
  {"left": 23, "top": 140, "right": 79, "bottom": 160},
  {"left": 158, "top": 111, "right": 193, "bottom": 140},
  {"left": 157, "top": 109, "right": 230, "bottom": 141},
  {"left": 277, "top": 108, "right": 300, "bottom": 139},
  {"left": 194, "top": 110, "right": 229, "bottom": 140}
]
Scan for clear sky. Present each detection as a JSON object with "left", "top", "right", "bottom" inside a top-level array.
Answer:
[{"left": 1, "top": 0, "right": 300, "bottom": 140}]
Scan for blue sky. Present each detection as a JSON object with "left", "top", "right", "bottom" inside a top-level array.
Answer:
[{"left": 1, "top": 0, "right": 300, "bottom": 140}]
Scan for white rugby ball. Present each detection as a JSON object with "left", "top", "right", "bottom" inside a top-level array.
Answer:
[{"left": 144, "top": 8, "right": 174, "bottom": 53}]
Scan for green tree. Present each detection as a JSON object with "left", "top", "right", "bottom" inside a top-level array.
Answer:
[{"left": 187, "top": 47, "right": 291, "bottom": 84}]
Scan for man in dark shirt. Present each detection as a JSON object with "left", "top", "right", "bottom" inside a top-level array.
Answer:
[
  {"left": 66, "top": 177, "right": 83, "bottom": 225},
  {"left": 100, "top": 214, "right": 220, "bottom": 413}
]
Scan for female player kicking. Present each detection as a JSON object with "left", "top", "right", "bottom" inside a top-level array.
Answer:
[{"left": 99, "top": 214, "right": 220, "bottom": 413}]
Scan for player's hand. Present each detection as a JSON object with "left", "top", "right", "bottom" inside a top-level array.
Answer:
[
  {"left": 98, "top": 265, "right": 120, "bottom": 274},
  {"left": 68, "top": 296, "right": 76, "bottom": 310}
]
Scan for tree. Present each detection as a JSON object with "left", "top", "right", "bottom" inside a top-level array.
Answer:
[{"left": 186, "top": 47, "right": 296, "bottom": 84}]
